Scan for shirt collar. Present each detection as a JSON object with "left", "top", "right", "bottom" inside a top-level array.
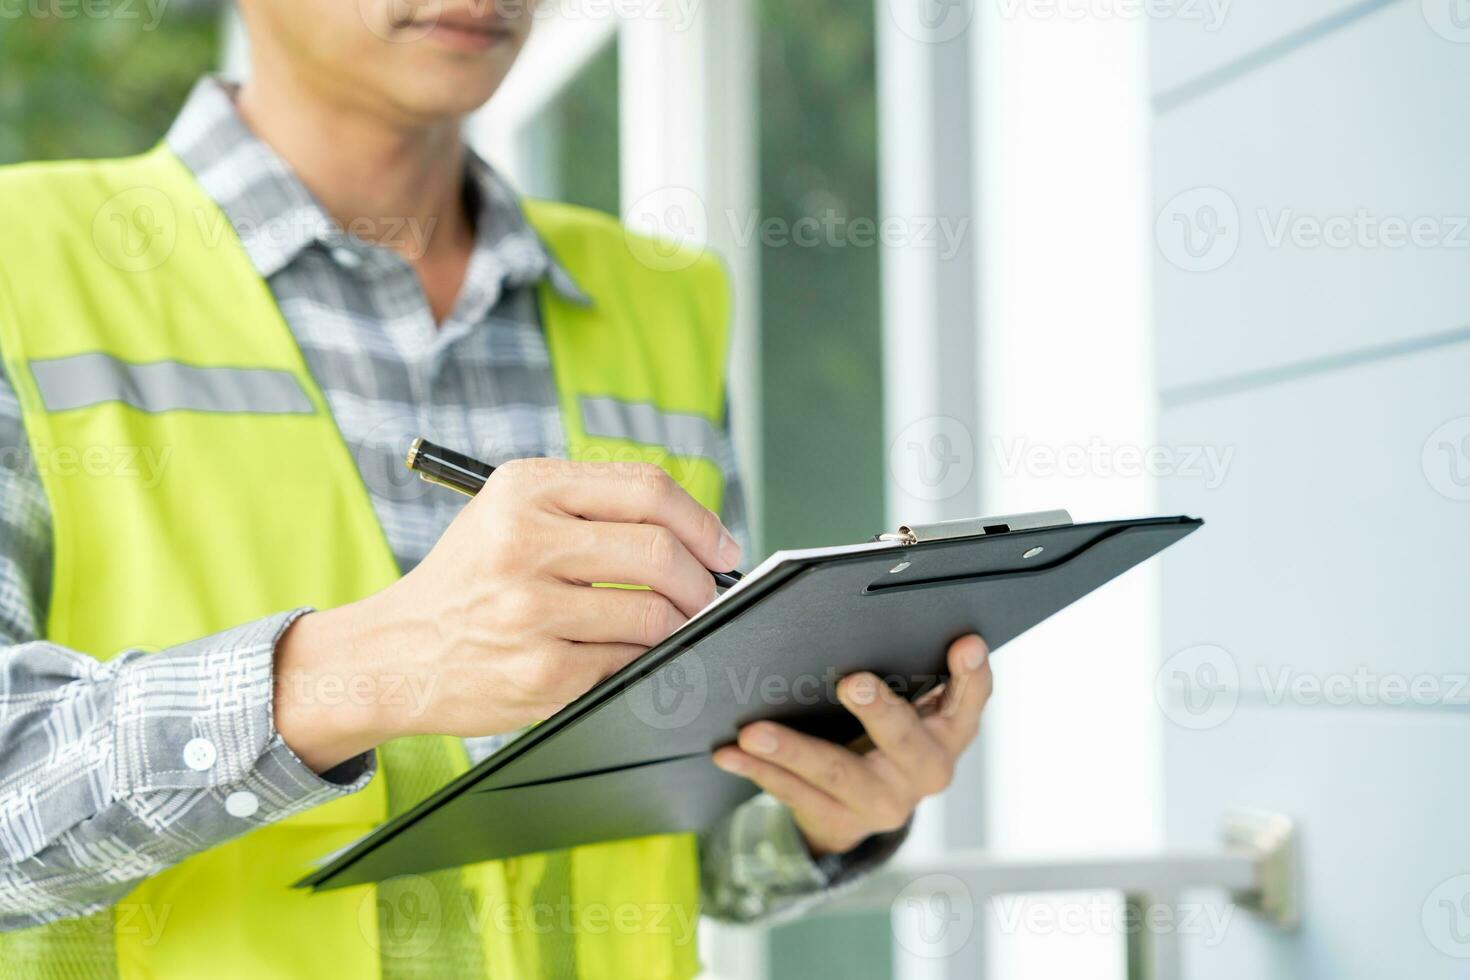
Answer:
[{"left": 163, "top": 77, "right": 591, "bottom": 308}]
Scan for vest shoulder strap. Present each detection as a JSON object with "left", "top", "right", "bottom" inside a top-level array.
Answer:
[{"left": 522, "top": 196, "right": 731, "bottom": 355}]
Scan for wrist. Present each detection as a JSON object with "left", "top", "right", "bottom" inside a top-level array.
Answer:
[{"left": 273, "top": 595, "right": 411, "bottom": 772}]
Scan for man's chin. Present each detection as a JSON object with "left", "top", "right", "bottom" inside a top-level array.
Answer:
[{"left": 379, "top": 70, "right": 510, "bottom": 124}]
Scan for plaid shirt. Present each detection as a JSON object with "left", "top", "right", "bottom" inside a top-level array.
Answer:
[{"left": 0, "top": 78, "right": 900, "bottom": 934}]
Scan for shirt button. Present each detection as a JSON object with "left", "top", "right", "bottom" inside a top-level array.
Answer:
[
  {"left": 183, "top": 737, "right": 217, "bottom": 772},
  {"left": 330, "top": 246, "right": 362, "bottom": 269},
  {"left": 225, "top": 791, "right": 260, "bottom": 819}
]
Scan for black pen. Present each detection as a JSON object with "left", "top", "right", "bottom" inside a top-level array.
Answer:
[{"left": 405, "top": 437, "right": 744, "bottom": 590}]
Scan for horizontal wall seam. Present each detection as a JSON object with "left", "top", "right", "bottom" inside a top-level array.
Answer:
[{"left": 1153, "top": 0, "right": 1402, "bottom": 115}]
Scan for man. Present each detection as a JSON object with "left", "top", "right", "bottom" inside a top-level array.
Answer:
[{"left": 0, "top": 1, "right": 993, "bottom": 977}]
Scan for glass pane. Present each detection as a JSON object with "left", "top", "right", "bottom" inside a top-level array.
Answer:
[
  {"left": 758, "top": 0, "right": 891, "bottom": 975},
  {"left": 523, "top": 40, "right": 619, "bottom": 216},
  {"left": 757, "top": 0, "right": 884, "bottom": 554},
  {"left": 0, "top": 7, "right": 218, "bottom": 163}
]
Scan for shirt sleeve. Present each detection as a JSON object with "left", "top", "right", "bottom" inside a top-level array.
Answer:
[
  {"left": 0, "top": 368, "right": 373, "bottom": 930},
  {"left": 695, "top": 401, "right": 909, "bottom": 923}
]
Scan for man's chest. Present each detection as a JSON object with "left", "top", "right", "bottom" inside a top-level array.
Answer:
[{"left": 273, "top": 274, "right": 565, "bottom": 574}]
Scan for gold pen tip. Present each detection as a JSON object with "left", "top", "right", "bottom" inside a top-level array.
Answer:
[{"left": 405, "top": 437, "right": 424, "bottom": 472}]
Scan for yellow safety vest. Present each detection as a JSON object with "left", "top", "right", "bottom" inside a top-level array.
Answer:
[{"left": 0, "top": 144, "right": 730, "bottom": 979}]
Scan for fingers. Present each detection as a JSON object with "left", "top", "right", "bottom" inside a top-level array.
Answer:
[
  {"left": 710, "top": 747, "right": 863, "bottom": 849},
  {"left": 541, "top": 582, "right": 688, "bottom": 647},
  {"left": 928, "top": 634, "right": 993, "bottom": 754},
  {"left": 547, "top": 520, "right": 719, "bottom": 617},
  {"left": 728, "top": 722, "right": 910, "bottom": 833},
  {"left": 507, "top": 459, "right": 741, "bottom": 573},
  {"left": 837, "top": 673, "right": 952, "bottom": 796},
  {"left": 710, "top": 747, "right": 869, "bottom": 849},
  {"left": 709, "top": 638, "right": 994, "bottom": 857}
]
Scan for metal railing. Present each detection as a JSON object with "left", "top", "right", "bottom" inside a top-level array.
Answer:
[{"left": 810, "top": 809, "right": 1297, "bottom": 980}]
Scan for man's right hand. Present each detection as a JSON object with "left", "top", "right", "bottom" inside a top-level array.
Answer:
[{"left": 273, "top": 459, "right": 741, "bottom": 773}]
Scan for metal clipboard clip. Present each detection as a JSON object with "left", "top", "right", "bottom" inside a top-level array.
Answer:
[{"left": 876, "top": 509, "right": 1074, "bottom": 545}]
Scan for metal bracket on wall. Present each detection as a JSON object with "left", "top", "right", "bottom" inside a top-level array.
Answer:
[
  {"left": 810, "top": 807, "right": 1298, "bottom": 980},
  {"left": 1222, "top": 807, "right": 1297, "bottom": 930}
]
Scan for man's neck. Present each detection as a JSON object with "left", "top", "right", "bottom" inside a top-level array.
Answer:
[
  {"left": 234, "top": 73, "right": 474, "bottom": 270},
  {"left": 234, "top": 69, "right": 479, "bottom": 324}
]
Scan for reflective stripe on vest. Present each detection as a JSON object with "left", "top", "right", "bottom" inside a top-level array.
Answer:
[
  {"left": 0, "top": 144, "right": 728, "bottom": 980},
  {"left": 30, "top": 353, "right": 314, "bottom": 414},
  {"left": 579, "top": 395, "right": 722, "bottom": 462}
]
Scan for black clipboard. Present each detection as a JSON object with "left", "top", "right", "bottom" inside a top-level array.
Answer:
[{"left": 299, "top": 510, "right": 1202, "bottom": 891}]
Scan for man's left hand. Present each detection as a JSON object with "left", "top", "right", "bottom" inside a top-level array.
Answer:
[{"left": 712, "top": 634, "right": 993, "bottom": 857}]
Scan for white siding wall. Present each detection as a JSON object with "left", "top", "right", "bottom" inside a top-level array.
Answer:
[{"left": 1151, "top": 1, "right": 1470, "bottom": 975}]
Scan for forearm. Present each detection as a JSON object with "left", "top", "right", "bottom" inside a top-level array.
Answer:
[{"left": 0, "top": 613, "right": 373, "bottom": 928}]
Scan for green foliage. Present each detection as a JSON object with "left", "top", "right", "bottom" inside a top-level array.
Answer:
[{"left": 0, "top": 5, "right": 218, "bottom": 164}]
